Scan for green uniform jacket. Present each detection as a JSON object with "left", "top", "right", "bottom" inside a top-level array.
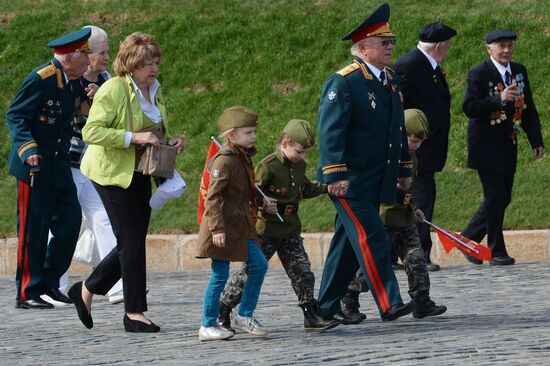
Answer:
[
  {"left": 256, "top": 147, "right": 327, "bottom": 239},
  {"left": 6, "top": 59, "right": 84, "bottom": 190},
  {"left": 80, "top": 75, "right": 169, "bottom": 189},
  {"left": 379, "top": 151, "right": 418, "bottom": 227},
  {"left": 317, "top": 57, "right": 412, "bottom": 203}
]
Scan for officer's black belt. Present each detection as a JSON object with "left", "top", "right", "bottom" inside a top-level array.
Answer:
[
  {"left": 277, "top": 202, "right": 299, "bottom": 216},
  {"left": 396, "top": 191, "right": 412, "bottom": 205}
]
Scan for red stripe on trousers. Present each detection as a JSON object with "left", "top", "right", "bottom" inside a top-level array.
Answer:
[
  {"left": 338, "top": 198, "right": 391, "bottom": 313},
  {"left": 17, "top": 180, "right": 31, "bottom": 301}
]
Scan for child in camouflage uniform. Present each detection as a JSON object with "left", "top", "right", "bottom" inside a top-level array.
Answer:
[
  {"left": 341, "top": 109, "right": 447, "bottom": 320},
  {"left": 218, "top": 119, "right": 340, "bottom": 333}
]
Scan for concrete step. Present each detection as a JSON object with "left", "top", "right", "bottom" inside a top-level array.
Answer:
[{"left": 1, "top": 229, "right": 549, "bottom": 275}]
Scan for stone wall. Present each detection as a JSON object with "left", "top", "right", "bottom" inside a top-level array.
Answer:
[{"left": 1, "top": 230, "right": 549, "bottom": 275}]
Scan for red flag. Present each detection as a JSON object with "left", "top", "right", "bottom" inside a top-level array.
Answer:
[
  {"left": 425, "top": 220, "right": 492, "bottom": 261},
  {"left": 197, "top": 139, "right": 221, "bottom": 225}
]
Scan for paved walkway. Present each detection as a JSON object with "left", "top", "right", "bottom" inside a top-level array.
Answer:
[{"left": 2, "top": 263, "right": 550, "bottom": 365}]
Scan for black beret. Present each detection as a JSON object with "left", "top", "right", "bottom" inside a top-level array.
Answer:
[
  {"left": 418, "top": 22, "right": 457, "bottom": 43},
  {"left": 486, "top": 29, "right": 517, "bottom": 44}
]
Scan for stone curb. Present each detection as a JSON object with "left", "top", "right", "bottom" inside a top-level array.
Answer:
[{"left": 1, "top": 229, "right": 549, "bottom": 275}]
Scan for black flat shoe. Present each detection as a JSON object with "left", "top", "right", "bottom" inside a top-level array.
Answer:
[
  {"left": 68, "top": 282, "right": 93, "bottom": 329},
  {"left": 123, "top": 314, "right": 160, "bottom": 333},
  {"left": 19, "top": 297, "right": 54, "bottom": 309}
]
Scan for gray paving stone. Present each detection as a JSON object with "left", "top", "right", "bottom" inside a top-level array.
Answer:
[{"left": 2, "top": 263, "right": 550, "bottom": 365}]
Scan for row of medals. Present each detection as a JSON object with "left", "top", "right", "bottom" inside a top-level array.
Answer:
[{"left": 488, "top": 75, "right": 525, "bottom": 126}]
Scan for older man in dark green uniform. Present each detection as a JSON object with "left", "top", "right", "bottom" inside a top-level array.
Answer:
[
  {"left": 6, "top": 28, "right": 91, "bottom": 309},
  {"left": 316, "top": 3, "right": 415, "bottom": 322},
  {"left": 219, "top": 119, "right": 340, "bottom": 332},
  {"left": 342, "top": 109, "right": 448, "bottom": 320}
]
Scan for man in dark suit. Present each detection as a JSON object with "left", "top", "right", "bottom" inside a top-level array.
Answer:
[
  {"left": 461, "top": 29, "right": 544, "bottom": 266},
  {"left": 6, "top": 29, "right": 90, "bottom": 308},
  {"left": 316, "top": 3, "right": 414, "bottom": 324},
  {"left": 393, "top": 22, "right": 457, "bottom": 271}
]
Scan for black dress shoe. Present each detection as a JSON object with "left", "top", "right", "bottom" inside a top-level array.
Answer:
[
  {"left": 463, "top": 252, "right": 483, "bottom": 265},
  {"left": 490, "top": 255, "right": 515, "bottom": 266},
  {"left": 382, "top": 301, "right": 415, "bottom": 321},
  {"left": 426, "top": 263, "right": 441, "bottom": 272},
  {"left": 123, "top": 314, "right": 160, "bottom": 333},
  {"left": 68, "top": 282, "right": 93, "bottom": 329},
  {"left": 19, "top": 297, "right": 54, "bottom": 309},
  {"left": 42, "top": 287, "right": 73, "bottom": 304}
]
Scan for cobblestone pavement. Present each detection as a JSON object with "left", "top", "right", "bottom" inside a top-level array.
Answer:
[{"left": 2, "top": 263, "right": 550, "bottom": 365}]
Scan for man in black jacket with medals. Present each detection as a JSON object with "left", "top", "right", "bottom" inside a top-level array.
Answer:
[{"left": 461, "top": 29, "right": 544, "bottom": 266}]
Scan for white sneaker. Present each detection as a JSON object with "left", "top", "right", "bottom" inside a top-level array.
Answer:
[
  {"left": 109, "top": 291, "right": 124, "bottom": 305},
  {"left": 233, "top": 315, "right": 268, "bottom": 336},
  {"left": 198, "top": 326, "right": 235, "bottom": 341}
]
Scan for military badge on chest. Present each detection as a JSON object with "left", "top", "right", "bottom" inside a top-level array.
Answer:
[
  {"left": 368, "top": 92, "right": 376, "bottom": 109},
  {"left": 512, "top": 73, "right": 527, "bottom": 126},
  {"left": 40, "top": 99, "right": 62, "bottom": 125},
  {"left": 511, "top": 73, "right": 528, "bottom": 144},
  {"left": 488, "top": 82, "right": 507, "bottom": 125}
]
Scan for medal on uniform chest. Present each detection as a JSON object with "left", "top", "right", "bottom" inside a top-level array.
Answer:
[
  {"left": 368, "top": 92, "right": 376, "bottom": 109},
  {"left": 280, "top": 187, "right": 288, "bottom": 196},
  {"left": 391, "top": 84, "right": 397, "bottom": 93},
  {"left": 512, "top": 73, "right": 527, "bottom": 126},
  {"left": 489, "top": 82, "right": 506, "bottom": 125}
]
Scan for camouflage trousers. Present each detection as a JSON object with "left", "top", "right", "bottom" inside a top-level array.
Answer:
[
  {"left": 220, "top": 235, "right": 316, "bottom": 307},
  {"left": 347, "top": 224, "right": 431, "bottom": 303}
]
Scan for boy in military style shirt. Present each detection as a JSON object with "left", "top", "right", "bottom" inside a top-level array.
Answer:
[
  {"left": 341, "top": 109, "right": 447, "bottom": 320},
  {"left": 219, "top": 119, "right": 340, "bottom": 332}
]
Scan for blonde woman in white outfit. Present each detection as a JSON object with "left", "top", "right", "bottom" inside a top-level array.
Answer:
[{"left": 51, "top": 25, "right": 123, "bottom": 305}]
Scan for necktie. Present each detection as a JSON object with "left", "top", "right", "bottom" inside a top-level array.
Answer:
[
  {"left": 505, "top": 71, "right": 511, "bottom": 87},
  {"left": 380, "top": 70, "right": 387, "bottom": 86}
]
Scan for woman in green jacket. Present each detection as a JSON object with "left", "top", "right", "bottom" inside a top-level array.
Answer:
[{"left": 67, "top": 32, "right": 183, "bottom": 333}]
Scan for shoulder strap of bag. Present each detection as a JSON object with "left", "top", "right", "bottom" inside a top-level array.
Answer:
[{"left": 120, "top": 76, "right": 133, "bottom": 132}]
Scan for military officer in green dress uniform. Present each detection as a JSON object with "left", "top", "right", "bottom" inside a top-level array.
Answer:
[
  {"left": 316, "top": 3, "right": 415, "bottom": 322},
  {"left": 341, "top": 109, "right": 448, "bottom": 320},
  {"left": 6, "top": 28, "right": 92, "bottom": 309},
  {"left": 219, "top": 119, "right": 340, "bottom": 332}
]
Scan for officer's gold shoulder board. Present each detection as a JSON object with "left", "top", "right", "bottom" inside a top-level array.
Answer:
[
  {"left": 36, "top": 65, "right": 56, "bottom": 80},
  {"left": 336, "top": 63, "right": 360, "bottom": 77}
]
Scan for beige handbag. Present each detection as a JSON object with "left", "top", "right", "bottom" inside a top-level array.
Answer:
[{"left": 121, "top": 77, "right": 176, "bottom": 179}]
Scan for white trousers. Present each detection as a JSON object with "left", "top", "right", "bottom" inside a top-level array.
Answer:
[{"left": 59, "top": 168, "right": 122, "bottom": 297}]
